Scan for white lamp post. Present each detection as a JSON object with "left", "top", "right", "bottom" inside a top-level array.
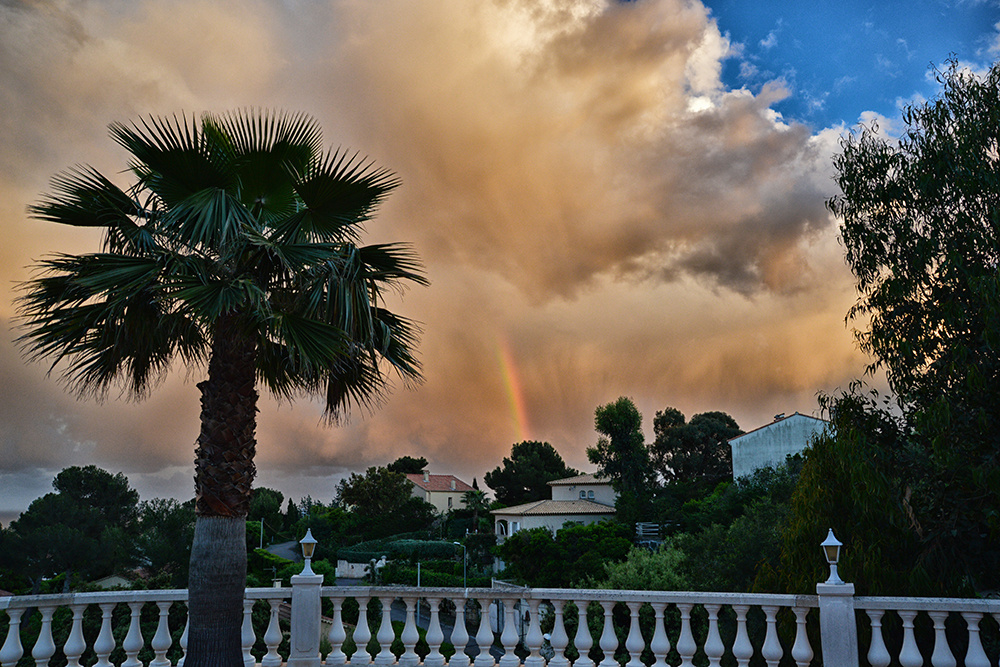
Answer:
[
  {"left": 453, "top": 541, "right": 467, "bottom": 588},
  {"left": 821, "top": 528, "right": 844, "bottom": 585},
  {"left": 300, "top": 528, "right": 318, "bottom": 577}
]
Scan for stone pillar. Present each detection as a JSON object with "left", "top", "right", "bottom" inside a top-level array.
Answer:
[
  {"left": 816, "top": 582, "right": 859, "bottom": 667},
  {"left": 288, "top": 572, "right": 325, "bottom": 667}
]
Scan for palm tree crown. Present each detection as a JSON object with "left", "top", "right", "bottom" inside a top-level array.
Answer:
[{"left": 19, "top": 110, "right": 424, "bottom": 430}]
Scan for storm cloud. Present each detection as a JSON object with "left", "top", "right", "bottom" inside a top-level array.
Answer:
[{"left": 0, "top": 0, "right": 867, "bottom": 516}]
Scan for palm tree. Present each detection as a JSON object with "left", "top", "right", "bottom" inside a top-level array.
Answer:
[
  {"left": 16, "top": 110, "right": 425, "bottom": 666},
  {"left": 462, "top": 489, "right": 491, "bottom": 533}
]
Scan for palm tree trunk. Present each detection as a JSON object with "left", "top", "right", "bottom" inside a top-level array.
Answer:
[{"left": 186, "top": 315, "right": 258, "bottom": 667}]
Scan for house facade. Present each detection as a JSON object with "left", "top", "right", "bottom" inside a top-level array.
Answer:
[
  {"left": 405, "top": 471, "right": 474, "bottom": 514},
  {"left": 491, "top": 473, "right": 617, "bottom": 538},
  {"left": 728, "top": 412, "right": 828, "bottom": 480}
]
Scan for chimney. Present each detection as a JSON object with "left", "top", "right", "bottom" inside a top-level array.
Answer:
[
  {"left": 423, "top": 470, "right": 429, "bottom": 483},
  {"left": 451, "top": 479, "right": 456, "bottom": 490}
]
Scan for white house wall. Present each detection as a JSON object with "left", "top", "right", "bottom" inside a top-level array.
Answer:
[
  {"left": 550, "top": 483, "right": 616, "bottom": 505},
  {"left": 730, "top": 414, "right": 827, "bottom": 480}
]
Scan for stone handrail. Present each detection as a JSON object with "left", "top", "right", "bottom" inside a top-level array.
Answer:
[{"left": 3, "top": 583, "right": 1000, "bottom": 667}]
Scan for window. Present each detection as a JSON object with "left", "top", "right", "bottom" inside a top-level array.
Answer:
[
  {"left": 580, "top": 490, "right": 586, "bottom": 499},
  {"left": 448, "top": 496, "right": 453, "bottom": 508},
  {"left": 512, "top": 521, "right": 520, "bottom": 533},
  {"left": 588, "top": 490, "right": 594, "bottom": 499}
]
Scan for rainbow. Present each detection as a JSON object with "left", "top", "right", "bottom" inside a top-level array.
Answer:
[{"left": 496, "top": 336, "right": 531, "bottom": 442}]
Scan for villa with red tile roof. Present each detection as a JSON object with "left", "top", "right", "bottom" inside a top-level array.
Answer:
[{"left": 405, "top": 470, "right": 475, "bottom": 514}]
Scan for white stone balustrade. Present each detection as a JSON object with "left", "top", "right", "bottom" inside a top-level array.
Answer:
[
  {"left": 3, "top": 585, "right": 1000, "bottom": 666},
  {"left": 855, "top": 596, "right": 1000, "bottom": 667}
]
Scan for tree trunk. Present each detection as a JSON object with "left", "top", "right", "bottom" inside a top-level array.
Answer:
[{"left": 186, "top": 315, "right": 258, "bottom": 667}]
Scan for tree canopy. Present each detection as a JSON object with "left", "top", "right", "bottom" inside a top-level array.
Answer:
[
  {"left": 4, "top": 466, "right": 139, "bottom": 590},
  {"left": 794, "top": 61, "right": 1000, "bottom": 594},
  {"left": 485, "top": 440, "right": 579, "bottom": 507},
  {"left": 336, "top": 466, "right": 435, "bottom": 539},
  {"left": 587, "top": 397, "right": 652, "bottom": 525},
  {"left": 650, "top": 408, "right": 741, "bottom": 488},
  {"left": 387, "top": 455, "right": 429, "bottom": 474}
]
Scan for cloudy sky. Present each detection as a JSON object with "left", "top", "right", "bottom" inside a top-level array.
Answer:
[{"left": 1, "top": 0, "right": 998, "bottom": 521}]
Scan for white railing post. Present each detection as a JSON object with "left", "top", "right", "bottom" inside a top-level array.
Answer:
[
  {"left": 522, "top": 598, "right": 545, "bottom": 667},
  {"left": 240, "top": 598, "right": 256, "bottom": 667},
  {"left": 326, "top": 596, "right": 348, "bottom": 666},
  {"left": 0, "top": 608, "right": 24, "bottom": 667},
  {"left": 423, "top": 598, "right": 445, "bottom": 667},
  {"left": 289, "top": 570, "right": 324, "bottom": 667},
  {"left": 398, "top": 597, "right": 420, "bottom": 667},
  {"left": 93, "top": 603, "right": 116, "bottom": 667},
  {"left": 449, "top": 599, "right": 471, "bottom": 667},
  {"left": 572, "top": 600, "right": 594, "bottom": 667},
  {"left": 816, "top": 581, "right": 859, "bottom": 667},
  {"left": 64, "top": 605, "right": 87, "bottom": 667},
  {"left": 151, "top": 601, "right": 174, "bottom": 667},
  {"left": 32, "top": 604, "right": 56, "bottom": 667},
  {"left": 547, "top": 600, "right": 569, "bottom": 667},
  {"left": 473, "top": 598, "right": 494, "bottom": 667},
  {"left": 349, "top": 597, "right": 372, "bottom": 666}
]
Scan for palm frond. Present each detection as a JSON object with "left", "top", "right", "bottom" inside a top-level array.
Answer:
[
  {"left": 163, "top": 187, "right": 259, "bottom": 250},
  {"left": 356, "top": 243, "right": 430, "bottom": 288},
  {"left": 16, "top": 253, "right": 207, "bottom": 398},
  {"left": 288, "top": 149, "right": 400, "bottom": 241}
]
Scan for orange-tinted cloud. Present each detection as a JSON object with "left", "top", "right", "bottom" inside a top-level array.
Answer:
[{"left": 0, "top": 0, "right": 871, "bottom": 515}]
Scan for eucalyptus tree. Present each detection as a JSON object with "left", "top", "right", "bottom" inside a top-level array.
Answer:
[{"left": 17, "top": 110, "right": 425, "bottom": 666}]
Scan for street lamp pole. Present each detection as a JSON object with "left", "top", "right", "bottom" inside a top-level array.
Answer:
[{"left": 453, "top": 541, "right": 467, "bottom": 587}]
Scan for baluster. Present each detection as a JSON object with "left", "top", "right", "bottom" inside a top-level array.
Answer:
[
  {"left": 374, "top": 597, "right": 395, "bottom": 666},
  {"left": 622, "top": 602, "right": 644, "bottom": 667},
  {"left": 790, "top": 607, "right": 813, "bottom": 667},
  {"left": 399, "top": 597, "right": 420, "bottom": 667},
  {"left": 962, "top": 611, "right": 990, "bottom": 667},
  {"left": 423, "top": 598, "right": 445, "bottom": 667},
  {"left": 523, "top": 598, "right": 545, "bottom": 667},
  {"left": 625, "top": 602, "right": 646, "bottom": 667},
  {"left": 121, "top": 602, "right": 144, "bottom": 667},
  {"left": 240, "top": 599, "right": 255, "bottom": 667},
  {"left": 498, "top": 599, "right": 520, "bottom": 667},
  {"left": 596, "top": 601, "right": 618, "bottom": 667},
  {"left": 151, "top": 601, "right": 173, "bottom": 667},
  {"left": 927, "top": 611, "right": 956, "bottom": 667},
  {"left": 760, "top": 606, "right": 782, "bottom": 667},
  {"left": 63, "top": 605, "right": 87, "bottom": 667},
  {"left": 327, "top": 597, "right": 347, "bottom": 666},
  {"left": 548, "top": 600, "right": 570, "bottom": 667},
  {"left": 703, "top": 605, "right": 723, "bottom": 667},
  {"left": 350, "top": 597, "right": 372, "bottom": 666},
  {"left": 32, "top": 604, "right": 56, "bottom": 667},
  {"left": 675, "top": 603, "right": 696, "bottom": 667},
  {"left": 573, "top": 600, "right": 594, "bottom": 667},
  {"left": 178, "top": 615, "right": 189, "bottom": 667},
  {"left": 473, "top": 598, "right": 495, "bottom": 667},
  {"left": 261, "top": 598, "right": 283, "bottom": 667},
  {"left": 93, "top": 603, "right": 117, "bottom": 667},
  {"left": 0, "top": 607, "right": 24, "bottom": 667},
  {"left": 448, "top": 599, "right": 471, "bottom": 667},
  {"left": 898, "top": 610, "right": 922, "bottom": 667},
  {"left": 866, "top": 610, "right": 890, "bottom": 667},
  {"left": 961, "top": 612, "right": 990, "bottom": 667},
  {"left": 648, "top": 602, "right": 671, "bottom": 667},
  {"left": 731, "top": 605, "right": 753, "bottom": 667}
]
